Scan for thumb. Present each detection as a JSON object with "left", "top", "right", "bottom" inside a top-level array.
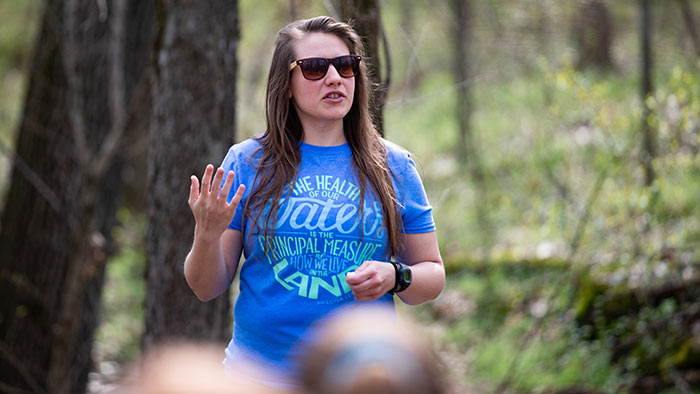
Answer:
[
  {"left": 345, "top": 264, "right": 368, "bottom": 284},
  {"left": 345, "top": 270, "right": 360, "bottom": 284}
]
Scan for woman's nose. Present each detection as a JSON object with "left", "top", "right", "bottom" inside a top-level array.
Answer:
[{"left": 324, "top": 63, "right": 343, "bottom": 83}]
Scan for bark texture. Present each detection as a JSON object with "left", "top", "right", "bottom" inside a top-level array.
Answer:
[
  {"left": 340, "top": 0, "right": 389, "bottom": 136},
  {"left": 144, "top": 0, "right": 239, "bottom": 349},
  {"left": 573, "top": 0, "right": 615, "bottom": 70},
  {"left": 639, "top": 0, "right": 656, "bottom": 187},
  {"left": 451, "top": 0, "right": 492, "bottom": 258},
  {"left": 0, "top": 1, "right": 153, "bottom": 393}
]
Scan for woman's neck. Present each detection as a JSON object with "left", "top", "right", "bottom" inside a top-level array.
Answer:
[{"left": 300, "top": 119, "right": 346, "bottom": 146}]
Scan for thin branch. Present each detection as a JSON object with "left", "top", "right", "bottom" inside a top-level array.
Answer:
[
  {"left": 386, "top": 70, "right": 497, "bottom": 107},
  {"left": 494, "top": 317, "right": 544, "bottom": 394},
  {"left": 0, "top": 382, "right": 36, "bottom": 394},
  {"left": 379, "top": 11, "right": 391, "bottom": 95},
  {"left": 0, "top": 140, "right": 62, "bottom": 213},
  {"left": 93, "top": 0, "right": 127, "bottom": 177},
  {"left": 0, "top": 342, "right": 48, "bottom": 394},
  {"left": 322, "top": 0, "right": 341, "bottom": 21},
  {"left": 62, "top": 0, "right": 89, "bottom": 167},
  {"left": 568, "top": 165, "right": 608, "bottom": 258},
  {"left": 396, "top": 23, "right": 428, "bottom": 99},
  {"left": 0, "top": 269, "right": 53, "bottom": 318},
  {"left": 540, "top": 159, "right": 575, "bottom": 207},
  {"left": 494, "top": 162, "right": 610, "bottom": 394},
  {"left": 493, "top": 120, "right": 642, "bottom": 393}
]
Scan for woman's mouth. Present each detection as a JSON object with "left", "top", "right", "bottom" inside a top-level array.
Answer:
[{"left": 323, "top": 92, "right": 345, "bottom": 102}]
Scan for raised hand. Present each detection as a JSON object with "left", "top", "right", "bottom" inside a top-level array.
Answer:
[{"left": 188, "top": 164, "right": 245, "bottom": 243}]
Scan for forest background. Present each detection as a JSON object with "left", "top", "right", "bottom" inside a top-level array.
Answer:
[{"left": 0, "top": 0, "right": 699, "bottom": 393}]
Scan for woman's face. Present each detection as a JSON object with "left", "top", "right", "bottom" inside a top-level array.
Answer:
[{"left": 289, "top": 32, "right": 356, "bottom": 130}]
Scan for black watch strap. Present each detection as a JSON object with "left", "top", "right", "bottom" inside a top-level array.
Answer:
[{"left": 389, "top": 261, "right": 412, "bottom": 295}]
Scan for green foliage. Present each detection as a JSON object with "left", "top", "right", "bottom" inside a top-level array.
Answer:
[
  {"left": 574, "top": 275, "right": 700, "bottom": 382},
  {"left": 425, "top": 264, "right": 623, "bottom": 392},
  {"left": 2, "top": 0, "right": 699, "bottom": 391},
  {"left": 93, "top": 210, "right": 146, "bottom": 364},
  {"left": 0, "top": 0, "right": 41, "bottom": 205},
  {"left": 0, "top": 1, "right": 41, "bottom": 78}
]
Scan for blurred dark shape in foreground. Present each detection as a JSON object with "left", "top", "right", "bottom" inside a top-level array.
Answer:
[{"left": 297, "top": 305, "right": 446, "bottom": 394}]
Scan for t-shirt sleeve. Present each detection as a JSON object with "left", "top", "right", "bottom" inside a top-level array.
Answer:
[
  {"left": 220, "top": 146, "right": 245, "bottom": 231},
  {"left": 397, "top": 152, "right": 435, "bottom": 234}
]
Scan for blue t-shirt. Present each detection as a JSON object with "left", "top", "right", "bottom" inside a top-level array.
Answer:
[{"left": 220, "top": 138, "right": 434, "bottom": 384}]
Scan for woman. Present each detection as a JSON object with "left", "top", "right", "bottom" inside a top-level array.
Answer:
[{"left": 184, "top": 16, "right": 445, "bottom": 389}]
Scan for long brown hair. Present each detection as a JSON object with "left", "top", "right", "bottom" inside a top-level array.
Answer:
[{"left": 243, "top": 16, "right": 402, "bottom": 257}]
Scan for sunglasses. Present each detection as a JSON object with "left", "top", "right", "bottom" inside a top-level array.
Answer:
[{"left": 289, "top": 55, "right": 361, "bottom": 80}]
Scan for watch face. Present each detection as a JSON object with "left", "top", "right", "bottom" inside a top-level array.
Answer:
[{"left": 401, "top": 267, "right": 412, "bottom": 283}]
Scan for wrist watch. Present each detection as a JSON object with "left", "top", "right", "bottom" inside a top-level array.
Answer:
[{"left": 389, "top": 261, "right": 412, "bottom": 294}]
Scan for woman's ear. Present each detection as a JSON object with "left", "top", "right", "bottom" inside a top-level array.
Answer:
[{"left": 287, "top": 89, "right": 292, "bottom": 99}]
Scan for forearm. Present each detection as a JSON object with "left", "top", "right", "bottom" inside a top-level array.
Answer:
[
  {"left": 184, "top": 234, "right": 232, "bottom": 302},
  {"left": 340, "top": 234, "right": 446, "bottom": 303},
  {"left": 397, "top": 260, "right": 445, "bottom": 305},
  {"left": 185, "top": 165, "right": 245, "bottom": 301}
]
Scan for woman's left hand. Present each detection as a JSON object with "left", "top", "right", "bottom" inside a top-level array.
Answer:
[{"left": 345, "top": 261, "right": 395, "bottom": 301}]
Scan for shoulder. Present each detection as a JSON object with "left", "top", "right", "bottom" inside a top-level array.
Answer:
[
  {"left": 381, "top": 138, "right": 413, "bottom": 173},
  {"left": 228, "top": 137, "right": 263, "bottom": 157},
  {"left": 226, "top": 137, "right": 263, "bottom": 162},
  {"left": 222, "top": 137, "right": 263, "bottom": 172}
]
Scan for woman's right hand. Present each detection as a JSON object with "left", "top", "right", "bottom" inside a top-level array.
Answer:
[{"left": 188, "top": 164, "right": 245, "bottom": 243}]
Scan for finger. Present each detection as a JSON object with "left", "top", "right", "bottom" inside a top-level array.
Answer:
[
  {"left": 352, "top": 278, "right": 387, "bottom": 297},
  {"left": 188, "top": 175, "right": 200, "bottom": 206},
  {"left": 345, "top": 269, "right": 371, "bottom": 286},
  {"left": 348, "top": 276, "right": 377, "bottom": 293},
  {"left": 345, "top": 261, "right": 374, "bottom": 284},
  {"left": 228, "top": 184, "right": 246, "bottom": 208},
  {"left": 201, "top": 164, "right": 214, "bottom": 196},
  {"left": 219, "top": 171, "right": 235, "bottom": 202},
  {"left": 352, "top": 289, "right": 382, "bottom": 301},
  {"left": 345, "top": 271, "right": 362, "bottom": 285},
  {"left": 211, "top": 167, "right": 225, "bottom": 200}
]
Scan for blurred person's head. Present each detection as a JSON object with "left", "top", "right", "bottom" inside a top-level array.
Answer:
[
  {"left": 121, "top": 342, "right": 282, "bottom": 394},
  {"left": 297, "top": 306, "right": 445, "bottom": 394}
]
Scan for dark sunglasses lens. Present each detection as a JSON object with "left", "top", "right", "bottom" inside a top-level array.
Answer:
[
  {"left": 300, "top": 58, "right": 329, "bottom": 80},
  {"left": 334, "top": 56, "right": 359, "bottom": 78}
]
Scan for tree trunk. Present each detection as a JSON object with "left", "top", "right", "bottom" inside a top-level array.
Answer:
[
  {"left": 452, "top": 0, "right": 474, "bottom": 164},
  {"left": 451, "top": 0, "right": 491, "bottom": 258},
  {"left": 640, "top": 0, "right": 655, "bottom": 187},
  {"left": 339, "top": 0, "right": 389, "bottom": 136},
  {"left": 572, "top": 0, "right": 615, "bottom": 70},
  {"left": 678, "top": 0, "right": 700, "bottom": 58},
  {"left": 144, "top": 0, "right": 239, "bottom": 349},
  {"left": 0, "top": 1, "right": 153, "bottom": 393},
  {"left": 399, "top": 2, "right": 423, "bottom": 96}
]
